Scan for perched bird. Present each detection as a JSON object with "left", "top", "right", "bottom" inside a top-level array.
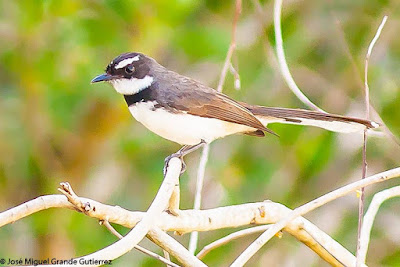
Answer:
[{"left": 92, "top": 52, "right": 379, "bottom": 172}]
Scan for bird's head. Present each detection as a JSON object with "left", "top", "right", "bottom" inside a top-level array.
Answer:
[{"left": 91, "top": 52, "right": 154, "bottom": 95}]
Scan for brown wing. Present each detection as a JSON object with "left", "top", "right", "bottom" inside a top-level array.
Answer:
[
  {"left": 157, "top": 74, "right": 276, "bottom": 136},
  {"left": 188, "top": 92, "right": 267, "bottom": 130}
]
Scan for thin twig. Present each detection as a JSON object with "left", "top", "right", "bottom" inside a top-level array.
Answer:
[
  {"left": 216, "top": 0, "right": 242, "bottom": 92},
  {"left": 229, "top": 63, "right": 241, "bottom": 90},
  {"left": 188, "top": 145, "right": 210, "bottom": 253},
  {"left": 231, "top": 167, "right": 400, "bottom": 266},
  {"left": 365, "top": 17, "right": 388, "bottom": 105},
  {"left": 101, "top": 220, "right": 180, "bottom": 267},
  {"left": 331, "top": 13, "right": 399, "bottom": 145},
  {"left": 358, "top": 185, "right": 400, "bottom": 263},
  {"left": 148, "top": 228, "right": 207, "bottom": 267},
  {"left": 356, "top": 15, "right": 388, "bottom": 267},
  {"left": 362, "top": 15, "right": 388, "bottom": 121},
  {"left": 58, "top": 182, "right": 87, "bottom": 213},
  {"left": 163, "top": 250, "right": 172, "bottom": 267},
  {"left": 197, "top": 225, "right": 271, "bottom": 259},
  {"left": 188, "top": 0, "right": 242, "bottom": 254},
  {"left": 102, "top": 220, "right": 124, "bottom": 239},
  {"left": 273, "top": 0, "right": 324, "bottom": 112},
  {"left": 357, "top": 130, "right": 368, "bottom": 259}
]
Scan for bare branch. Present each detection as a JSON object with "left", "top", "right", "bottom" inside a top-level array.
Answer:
[
  {"left": 231, "top": 167, "right": 400, "bottom": 266},
  {"left": 52, "top": 157, "right": 182, "bottom": 267},
  {"left": 58, "top": 182, "right": 86, "bottom": 212},
  {"left": 357, "top": 15, "right": 388, "bottom": 266},
  {"left": 216, "top": 0, "right": 242, "bottom": 93},
  {"left": 362, "top": 14, "right": 388, "bottom": 121},
  {"left": 363, "top": 14, "right": 387, "bottom": 121},
  {"left": 101, "top": 220, "right": 180, "bottom": 267},
  {"left": 229, "top": 63, "right": 241, "bottom": 90},
  {"left": 148, "top": 228, "right": 207, "bottom": 267},
  {"left": 0, "top": 194, "right": 145, "bottom": 229},
  {"left": 104, "top": 221, "right": 176, "bottom": 266},
  {"left": 197, "top": 225, "right": 271, "bottom": 259},
  {"left": 3, "top": 167, "right": 400, "bottom": 266},
  {"left": 274, "top": 0, "right": 324, "bottom": 112},
  {"left": 0, "top": 193, "right": 356, "bottom": 265},
  {"left": 2, "top": 159, "right": 183, "bottom": 267},
  {"left": 0, "top": 195, "right": 73, "bottom": 227},
  {"left": 189, "top": 144, "right": 210, "bottom": 253},
  {"left": 102, "top": 220, "right": 124, "bottom": 239},
  {"left": 163, "top": 250, "right": 173, "bottom": 267},
  {"left": 358, "top": 185, "right": 400, "bottom": 264},
  {"left": 332, "top": 13, "right": 399, "bottom": 145},
  {"left": 357, "top": 130, "right": 368, "bottom": 260},
  {"left": 365, "top": 17, "right": 388, "bottom": 100}
]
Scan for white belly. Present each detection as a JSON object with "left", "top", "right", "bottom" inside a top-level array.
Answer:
[{"left": 129, "top": 102, "right": 255, "bottom": 145}]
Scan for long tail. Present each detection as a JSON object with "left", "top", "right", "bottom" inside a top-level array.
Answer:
[{"left": 243, "top": 105, "right": 379, "bottom": 133}]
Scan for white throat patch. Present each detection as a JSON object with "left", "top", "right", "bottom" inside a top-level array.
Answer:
[
  {"left": 110, "top": 75, "right": 154, "bottom": 95},
  {"left": 115, "top": 55, "right": 140, "bottom": 69}
]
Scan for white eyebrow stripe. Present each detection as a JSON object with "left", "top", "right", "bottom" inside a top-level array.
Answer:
[{"left": 115, "top": 55, "right": 140, "bottom": 69}]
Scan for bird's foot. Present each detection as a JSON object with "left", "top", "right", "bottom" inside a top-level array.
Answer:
[
  {"left": 163, "top": 153, "right": 186, "bottom": 177},
  {"left": 163, "top": 141, "right": 206, "bottom": 177}
]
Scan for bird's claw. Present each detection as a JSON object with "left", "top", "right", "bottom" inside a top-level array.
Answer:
[{"left": 163, "top": 154, "right": 186, "bottom": 177}]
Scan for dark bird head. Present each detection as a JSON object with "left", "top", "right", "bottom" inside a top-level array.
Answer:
[{"left": 91, "top": 52, "right": 155, "bottom": 95}]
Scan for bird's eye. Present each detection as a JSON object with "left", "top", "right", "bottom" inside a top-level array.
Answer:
[{"left": 125, "top": 65, "right": 135, "bottom": 74}]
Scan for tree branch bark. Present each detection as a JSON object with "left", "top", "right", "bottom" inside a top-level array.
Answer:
[
  {"left": 2, "top": 166, "right": 399, "bottom": 266},
  {"left": 232, "top": 167, "right": 400, "bottom": 266}
]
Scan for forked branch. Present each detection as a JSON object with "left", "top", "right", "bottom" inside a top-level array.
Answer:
[
  {"left": 232, "top": 167, "right": 400, "bottom": 266},
  {"left": 2, "top": 167, "right": 400, "bottom": 266}
]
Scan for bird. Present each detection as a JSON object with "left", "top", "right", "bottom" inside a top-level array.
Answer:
[{"left": 91, "top": 52, "right": 379, "bottom": 173}]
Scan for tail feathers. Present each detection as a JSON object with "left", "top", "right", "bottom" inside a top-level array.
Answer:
[{"left": 244, "top": 105, "right": 379, "bottom": 133}]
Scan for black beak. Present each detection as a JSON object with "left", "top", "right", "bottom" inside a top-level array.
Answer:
[{"left": 91, "top": 73, "right": 113, "bottom": 83}]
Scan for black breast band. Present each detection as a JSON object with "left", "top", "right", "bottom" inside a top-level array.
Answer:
[{"left": 123, "top": 86, "right": 155, "bottom": 106}]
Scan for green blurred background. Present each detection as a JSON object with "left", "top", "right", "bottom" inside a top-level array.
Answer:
[{"left": 0, "top": 0, "right": 399, "bottom": 266}]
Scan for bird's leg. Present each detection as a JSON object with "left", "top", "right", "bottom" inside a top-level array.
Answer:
[{"left": 163, "top": 140, "right": 206, "bottom": 177}]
